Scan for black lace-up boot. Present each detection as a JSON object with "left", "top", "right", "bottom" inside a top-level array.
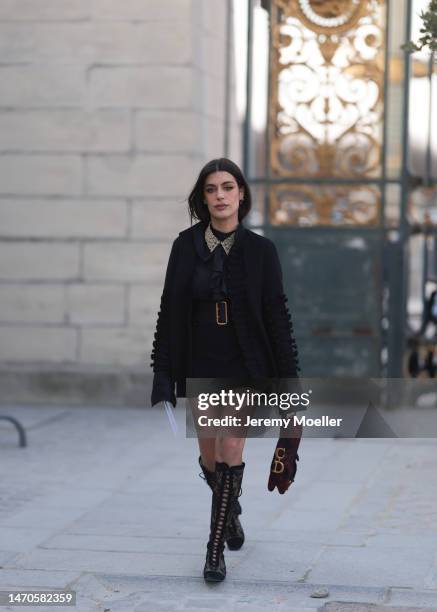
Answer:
[
  {"left": 225, "top": 462, "right": 245, "bottom": 550},
  {"left": 203, "top": 462, "right": 231, "bottom": 582},
  {"left": 198, "top": 456, "right": 245, "bottom": 550},
  {"left": 198, "top": 456, "right": 216, "bottom": 489},
  {"left": 203, "top": 462, "right": 245, "bottom": 582}
]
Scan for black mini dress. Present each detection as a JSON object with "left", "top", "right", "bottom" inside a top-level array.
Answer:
[{"left": 189, "top": 224, "right": 251, "bottom": 380}]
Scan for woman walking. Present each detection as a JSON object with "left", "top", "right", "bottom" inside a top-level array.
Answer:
[{"left": 150, "top": 158, "right": 301, "bottom": 582}]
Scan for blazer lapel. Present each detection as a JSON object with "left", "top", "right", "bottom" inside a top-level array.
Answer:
[
  {"left": 172, "top": 226, "right": 197, "bottom": 296},
  {"left": 243, "top": 230, "right": 263, "bottom": 312}
]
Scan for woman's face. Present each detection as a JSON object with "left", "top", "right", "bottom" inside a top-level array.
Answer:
[{"left": 203, "top": 171, "right": 244, "bottom": 226}]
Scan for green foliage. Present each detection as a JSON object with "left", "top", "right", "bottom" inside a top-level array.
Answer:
[{"left": 401, "top": 0, "right": 437, "bottom": 53}]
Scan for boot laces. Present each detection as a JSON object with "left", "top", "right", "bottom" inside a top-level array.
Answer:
[{"left": 210, "top": 471, "right": 231, "bottom": 567}]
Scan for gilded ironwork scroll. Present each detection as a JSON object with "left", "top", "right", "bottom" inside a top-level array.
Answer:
[{"left": 269, "top": 0, "right": 386, "bottom": 225}]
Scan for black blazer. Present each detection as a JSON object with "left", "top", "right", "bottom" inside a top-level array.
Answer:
[{"left": 150, "top": 221, "right": 301, "bottom": 406}]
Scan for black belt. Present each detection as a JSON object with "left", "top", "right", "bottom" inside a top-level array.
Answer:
[{"left": 192, "top": 299, "right": 232, "bottom": 326}]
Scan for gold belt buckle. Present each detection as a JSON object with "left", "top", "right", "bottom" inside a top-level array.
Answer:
[{"left": 215, "top": 300, "right": 228, "bottom": 325}]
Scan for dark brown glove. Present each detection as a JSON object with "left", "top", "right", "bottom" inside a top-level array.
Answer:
[{"left": 268, "top": 426, "right": 302, "bottom": 494}]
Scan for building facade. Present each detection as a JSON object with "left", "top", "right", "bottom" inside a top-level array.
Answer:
[{"left": 0, "top": 0, "right": 243, "bottom": 404}]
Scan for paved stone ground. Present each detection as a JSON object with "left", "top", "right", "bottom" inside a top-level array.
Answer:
[{"left": 0, "top": 405, "right": 437, "bottom": 612}]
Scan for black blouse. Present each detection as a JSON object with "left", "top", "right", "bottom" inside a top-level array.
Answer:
[{"left": 191, "top": 224, "right": 237, "bottom": 301}]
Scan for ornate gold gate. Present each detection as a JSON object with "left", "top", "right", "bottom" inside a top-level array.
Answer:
[
  {"left": 270, "top": 0, "right": 385, "bottom": 226},
  {"left": 245, "top": 0, "right": 413, "bottom": 376}
]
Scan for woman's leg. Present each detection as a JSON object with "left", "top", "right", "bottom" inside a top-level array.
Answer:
[
  {"left": 197, "top": 435, "right": 247, "bottom": 468},
  {"left": 197, "top": 408, "right": 249, "bottom": 469},
  {"left": 197, "top": 435, "right": 247, "bottom": 467},
  {"left": 216, "top": 436, "right": 247, "bottom": 466},
  {"left": 197, "top": 437, "right": 216, "bottom": 472},
  {"left": 216, "top": 392, "right": 252, "bottom": 465}
]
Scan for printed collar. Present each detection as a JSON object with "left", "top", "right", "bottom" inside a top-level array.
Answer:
[{"left": 205, "top": 223, "right": 236, "bottom": 255}]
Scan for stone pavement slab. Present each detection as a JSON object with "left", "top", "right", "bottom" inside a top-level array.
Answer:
[
  {"left": 80, "top": 574, "right": 389, "bottom": 612},
  {"left": 308, "top": 546, "right": 436, "bottom": 589},
  {"left": 1, "top": 405, "right": 437, "bottom": 611},
  {"left": 322, "top": 605, "right": 437, "bottom": 612}
]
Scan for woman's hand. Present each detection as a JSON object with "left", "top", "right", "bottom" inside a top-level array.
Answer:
[{"left": 267, "top": 427, "right": 301, "bottom": 494}]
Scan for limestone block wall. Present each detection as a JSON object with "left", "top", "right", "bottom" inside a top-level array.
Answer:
[{"left": 0, "top": 0, "right": 243, "bottom": 404}]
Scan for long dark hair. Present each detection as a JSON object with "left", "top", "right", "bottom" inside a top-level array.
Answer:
[{"left": 188, "top": 158, "right": 252, "bottom": 224}]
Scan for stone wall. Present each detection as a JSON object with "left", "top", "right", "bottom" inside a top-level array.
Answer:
[{"left": 0, "top": 0, "right": 243, "bottom": 405}]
